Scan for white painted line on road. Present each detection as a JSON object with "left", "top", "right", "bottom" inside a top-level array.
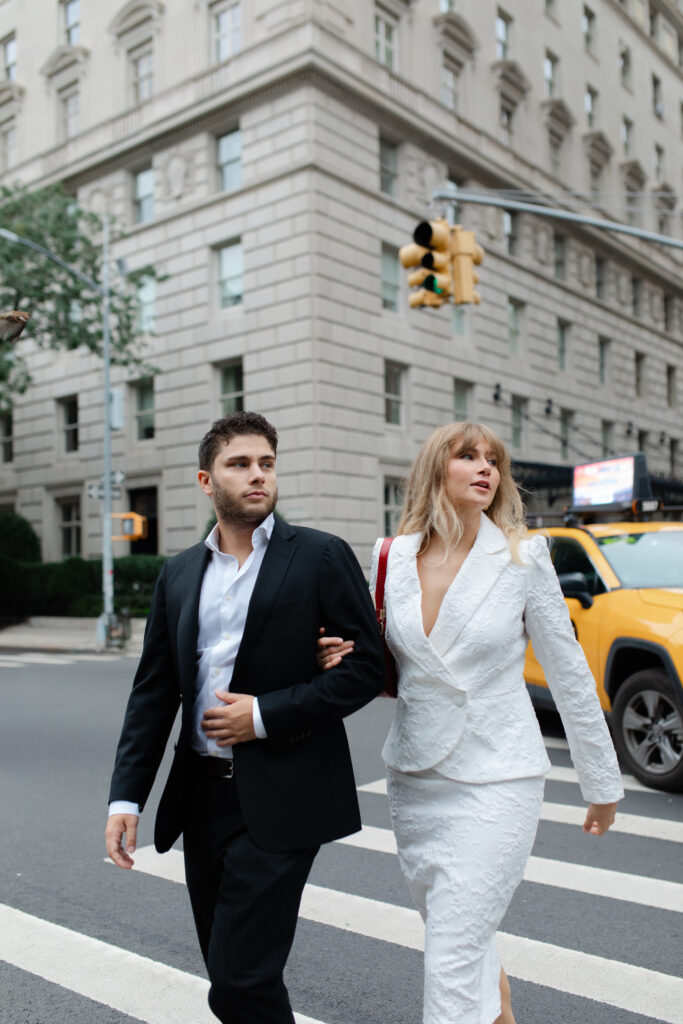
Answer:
[
  {"left": 0, "top": 903, "right": 323, "bottom": 1024},
  {"left": 119, "top": 846, "right": 683, "bottom": 1023},
  {"left": 0, "top": 659, "right": 24, "bottom": 668},
  {"left": 337, "top": 826, "right": 683, "bottom": 912},
  {"left": 358, "top": 779, "right": 683, "bottom": 842}
]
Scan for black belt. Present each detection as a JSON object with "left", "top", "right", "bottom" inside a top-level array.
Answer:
[{"left": 192, "top": 752, "right": 234, "bottom": 778}]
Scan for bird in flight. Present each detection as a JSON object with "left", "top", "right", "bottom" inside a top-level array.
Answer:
[{"left": 0, "top": 311, "right": 30, "bottom": 343}]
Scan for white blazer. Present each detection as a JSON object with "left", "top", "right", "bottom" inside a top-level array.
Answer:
[{"left": 373, "top": 514, "right": 624, "bottom": 805}]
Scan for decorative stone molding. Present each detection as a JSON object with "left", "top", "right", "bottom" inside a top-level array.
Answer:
[
  {"left": 109, "top": 0, "right": 165, "bottom": 39},
  {"left": 163, "top": 151, "right": 192, "bottom": 200},
  {"left": 541, "top": 98, "right": 574, "bottom": 146},
  {"left": 617, "top": 271, "right": 631, "bottom": 305},
  {"left": 620, "top": 158, "right": 646, "bottom": 191},
  {"left": 583, "top": 130, "right": 612, "bottom": 177},
  {"left": 0, "top": 81, "right": 25, "bottom": 116},
  {"left": 41, "top": 45, "right": 90, "bottom": 80},
  {"left": 491, "top": 60, "right": 530, "bottom": 108},
  {"left": 651, "top": 182, "right": 677, "bottom": 210},
  {"left": 433, "top": 12, "right": 478, "bottom": 72},
  {"left": 578, "top": 250, "right": 593, "bottom": 288}
]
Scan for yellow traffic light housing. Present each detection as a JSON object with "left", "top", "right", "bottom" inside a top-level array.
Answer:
[
  {"left": 452, "top": 226, "right": 484, "bottom": 305},
  {"left": 111, "top": 512, "right": 148, "bottom": 542}
]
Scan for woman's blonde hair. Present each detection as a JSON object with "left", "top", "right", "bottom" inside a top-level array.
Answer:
[{"left": 396, "top": 421, "right": 528, "bottom": 561}]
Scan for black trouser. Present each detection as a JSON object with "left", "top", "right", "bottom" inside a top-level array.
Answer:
[{"left": 183, "top": 761, "right": 318, "bottom": 1024}]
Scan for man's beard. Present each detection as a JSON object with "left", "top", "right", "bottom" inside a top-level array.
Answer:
[{"left": 211, "top": 478, "right": 278, "bottom": 528}]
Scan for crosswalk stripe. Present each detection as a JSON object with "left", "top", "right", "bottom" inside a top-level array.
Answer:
[
  {"left": 0, "top": 659, "right": 24, "bottom": 668},
  {"left": 0, "top": 903, "right": 322, "bottom": 1024},
  {"left": 118, "top": 847, "right": 683, "bottom": 1023},
  {"left": 337, "top": 826, "right": 683, "bottom": 912},
  {"left": 358, "top": 779, "right": 683, "bottom": 842}
]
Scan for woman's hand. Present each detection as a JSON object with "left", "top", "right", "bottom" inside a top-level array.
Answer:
[
  {"left": 316, "top": 627, "right": 354, "bottom": 671},
  {"left": 583, "top": 802, "right": 618, "bottom": 836}
]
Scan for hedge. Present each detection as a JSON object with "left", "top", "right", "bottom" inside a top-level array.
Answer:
[{"left": 1, "top": 553, "right": 167, "bottom": 619}]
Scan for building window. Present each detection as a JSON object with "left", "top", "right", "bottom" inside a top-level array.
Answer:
[
  {"left": 652, "top": 74, "right": 663, "bottom": 118},
  {"left": 2, "top": 34, "right": 16, "bottom": 81},
  {"left": 598, "top": 336, "right": 610, "bottom": 385},
  {"left": 58, "top": 498, "right": 81, "bottom": 557},
  {"left": 619, "top": 44, "right": 631, "bottom": 88},
  {"left": 381, "top": 244, "right": 400, "bottom": 312},
  {"left": 595, "top": 256, "right": 606, "bottom": 298},
  {"left": 557, "top": 320, "right": 568, "bottom": 370},
  {"left": 452, "top": 305, "right": 467, "bottom": 336},
  {"left": 384, "top": 360, "right": 405, "bottom": 426},
  {"left": 631, "top": 276, "right": 641, "bottom": 316},
  {"left": 133, "top": 167, "right": 154, "bottom": 224},
  {"left": 666, "top": 365, "right": 676, "bottom": 407},
  {"left": 212, "top": 1, "right": 242, "bottom": 63},
  {"left": 379, "top": 137, "right": 398, "bottom": 196},
  {"left": 219, "top": 360, "right": 244, "bottom": 414},
  {"left": 621, "top": 116, "right": 632, "bottom": 156},
  {"left": 634, "top": 352, "right": 645, "bottom": 397},
  {"left": 499, "top": 102, "right": 513, "bottom": 144},
  {"left": 511, "top": 395, "right": 526, "bottom": 449},
  {"left": 553, "top": 233, "right": 566, "bottom": 279},
  {"left": 637, "top": 429, "right": 648, "bottom": 452},
  {"left": 130, "top": 42, "right": 154, "bottom": 104},
  {"left": 383, "top": 476, "right": 403, "bottom": 536},
  {"left": 549, "top": 136, "right": 562, "bottom": 176},
  {"left": 0, "top": 412, "right": 12, "bottom": 463},
  {"left": 453, "top": 378, "right": 472, "bottom": 421},
  {"left": 217, "top": 129, "right": 241, "bottom": 191},
  {"left": 663, "top": 295, "right": 674, "bottom": 333},
  {"left": 60, "top": 397, "right": 79, "bottom": 452},
  {"left": 495, "top": 10, "right": 511, "bottom": 60},
  {"left": 654, "top": 143, "right": 664, "bottom": 182},
  {"left": 582, "top": 6, "right": 595, "bottom": 52},
  {"left": 560, "top": 408, "right": 573, "bottom": 459},
  {"left": 137, "top": 277, "right": 156, "bottom": 334},
  {"left": 544, "top": 0, "right": 556, "bottom": 14},
  {"left": 440, "top": 0, "right": 455, "bottom": 10},
  {"left": 680, "top": 102, "right": 683, "bottom": 140},
  {"left": 584, "top": 86, "right": 597, "bottom": 128},
  {"left": 0, "top": 118, "right": 17, "bottom": 171},
  {"left": 670, "top": 438, "right": 678, "bottom": 477},
  {"left": 134, "top": 380, "right": 155, "bottom": 440},
  {"left": 544, "top": 51, "right": 558, "bottom": 97},
  {"left": 218, "top": 241, "right": 243, "bottom": 307},
  {"left": 441, "top": 61, "right": 459, "bottom": 112},
  {"left": 375, "top": 6, "right": 397, "bottom": 70},
  {"left": 658, "top": 211, "right": 671, "bottom": 236},
  {"left": 626, "top": 188, "right": 639, "bottom": 227},
  {"left": 601, "top": 420, "right": 613, "bottom": 458},
  {"left": 59, "top": 84, "right": 80, "bottom": 140},
  {"left": 507, "top": 298, "right": 523, "bottom": 353},
  {"left": 502, "top": 210, "right": 517, "bottom": 255},
  {"left": 63, "top": 0, "right": 80, "bottom": 46}
]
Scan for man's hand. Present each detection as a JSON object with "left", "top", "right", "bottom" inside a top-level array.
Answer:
[
  {"left": 317, "top": 627, "right": 354, "bottom": 671},
  {"left": 105, "top": 813, "right": 139, "bottom": 869},
  {"left": 202, "top": 691, "right": 257, "bottom": 746},
  {"left": 583, "top": 802, "right": 618, "bottom": 836}
]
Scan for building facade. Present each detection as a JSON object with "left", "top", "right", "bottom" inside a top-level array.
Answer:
[{"left": 0, "top": 0, "right": 682, "bottom": 567}]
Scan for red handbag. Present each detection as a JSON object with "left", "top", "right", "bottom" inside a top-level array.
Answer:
[{"left": 375, "top": 537, "right": 398, "bottom": 698}]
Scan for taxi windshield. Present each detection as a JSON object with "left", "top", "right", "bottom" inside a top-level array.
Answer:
[{"left": 597, "top": 531, "right": 683, "bottom": 589}]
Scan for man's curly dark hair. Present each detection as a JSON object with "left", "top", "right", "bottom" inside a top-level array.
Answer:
[{"left": 198, "top": 411, "right": 278, "bottom": 470}]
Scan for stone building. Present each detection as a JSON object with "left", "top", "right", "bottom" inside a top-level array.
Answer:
[{"left": 0, "top": 0, "right": 681, "bottom": 565}]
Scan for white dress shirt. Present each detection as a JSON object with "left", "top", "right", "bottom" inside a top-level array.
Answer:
[{"left": 109, "top": 514, "right": 274, "bottom": 818}]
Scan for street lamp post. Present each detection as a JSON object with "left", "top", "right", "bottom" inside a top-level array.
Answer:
[{"left": 0, "top": 218, "right": 115, "bottom": 641}]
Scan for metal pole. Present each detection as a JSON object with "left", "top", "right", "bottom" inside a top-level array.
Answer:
[
  {"left": 431, "top": 188, "right": 683, "bottom": 251},
  {"left": 101, "top": 215, "right": 114, "bottom": 628}
]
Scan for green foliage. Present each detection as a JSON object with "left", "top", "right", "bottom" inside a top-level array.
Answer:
[
  {"left": 0, "top": 510, "right": 42, "bottom": 562},
  {"left": 0, "top": 182, "right": 161, "bottom": 411},
  {"left": 0, "top": 553, "right": 167, "bottom": 618}
]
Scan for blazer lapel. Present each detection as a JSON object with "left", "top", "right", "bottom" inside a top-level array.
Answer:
[
  {"left": 233, "top": 518, "right": 298, "bottom": 676},
  {"left": 177, "top": 543, "right": 212, "bottom": 694},
  {"left": 429, "top": 513, "right": 511, "bottom": 654}
]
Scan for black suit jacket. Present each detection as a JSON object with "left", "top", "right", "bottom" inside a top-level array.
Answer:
[{"left": 109, "top": 518, "right": 385, "bottom": 853}]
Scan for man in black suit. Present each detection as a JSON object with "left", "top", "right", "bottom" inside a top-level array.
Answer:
[{"left": 106, "top": 411, "right": 385, "bottom": 1024}]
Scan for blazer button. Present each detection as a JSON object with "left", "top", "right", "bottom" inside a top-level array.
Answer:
[{"left": 453, "top": 694, "right": 465, "bottom": 708}]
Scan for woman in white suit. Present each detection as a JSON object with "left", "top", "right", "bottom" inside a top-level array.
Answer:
[{"left": 318, "top": 421, "right": 624, "bottom": 1024}]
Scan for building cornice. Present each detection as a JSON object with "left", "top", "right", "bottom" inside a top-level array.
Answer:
[
  {"left": 41, "top": 45, "right": 90, "bottom": 80},
  {"left": 109, "top": 0, "right": 165, "bottom": 38}
]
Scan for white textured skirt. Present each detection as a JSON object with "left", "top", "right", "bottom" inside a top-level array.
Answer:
[{"left": 387, "top": 769, "right": 545, "bottom": 1024}]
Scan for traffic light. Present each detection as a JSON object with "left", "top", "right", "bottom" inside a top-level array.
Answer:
[
  {"left": 111, "top": 512, "right": 148, "bottom": 542},
  {"left": 451, "top": 226, "right": 484, "bottom": 305},
  {"left": 399, "top": 218, "right": 453, "bottom": 308}
]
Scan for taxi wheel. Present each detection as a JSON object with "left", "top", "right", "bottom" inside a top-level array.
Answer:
[{"left": 612, "top": 670, "right": 683, "bottom": 793}]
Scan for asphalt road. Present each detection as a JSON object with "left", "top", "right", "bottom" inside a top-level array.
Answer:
[{"left": 1, "top": 652, "right": 682, "bottom": 1024}]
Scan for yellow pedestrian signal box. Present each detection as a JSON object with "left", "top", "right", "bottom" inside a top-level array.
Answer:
[
  {"left": 399, "top": 219, "right": 484, "bottom": 309},
  {"left": 111, "top": 512, "right": 148, "bottom": 542}
]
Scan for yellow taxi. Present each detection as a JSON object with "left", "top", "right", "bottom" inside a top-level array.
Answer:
[{"left": 525, "top": 520, "right": 683, "bottom": 792}]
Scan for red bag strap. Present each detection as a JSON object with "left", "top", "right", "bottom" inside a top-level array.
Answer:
[{"left": 375, "top": 537, "right": 394, "bottom": 629}]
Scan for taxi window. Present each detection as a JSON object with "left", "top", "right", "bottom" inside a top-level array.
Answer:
[{"left": 550, "top": 538, "right": 606, "bottom": 596}]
